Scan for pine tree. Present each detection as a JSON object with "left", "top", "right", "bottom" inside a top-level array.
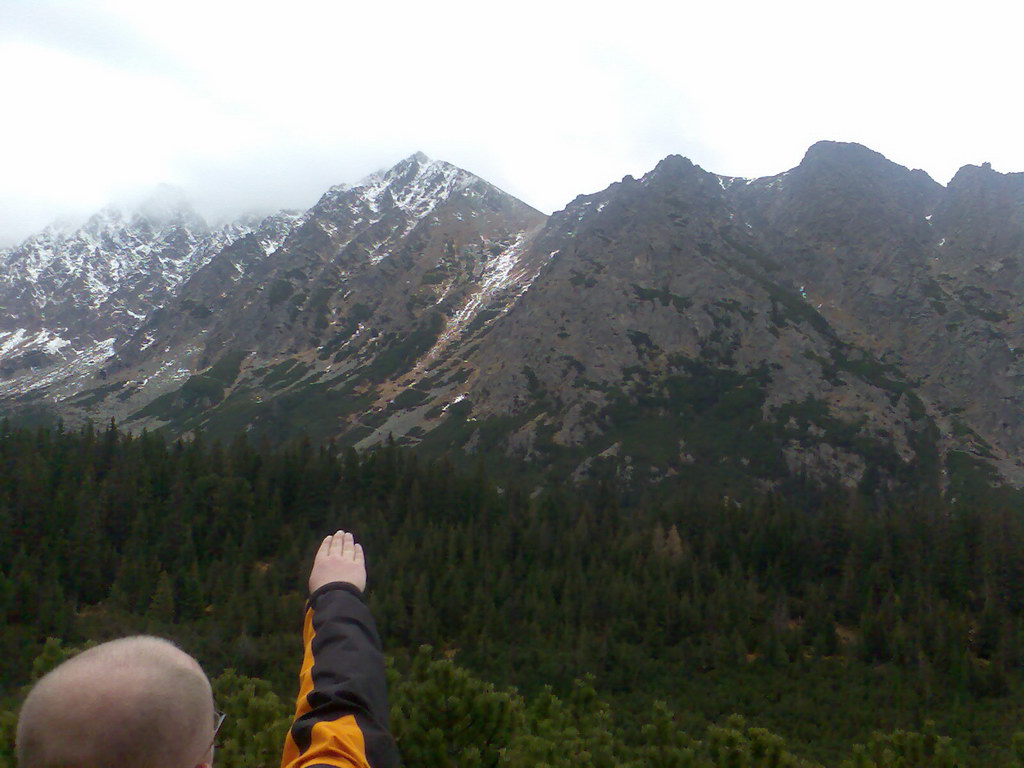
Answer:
[{"left": 148, "top": 571, "right": 177, "bottom": 626}]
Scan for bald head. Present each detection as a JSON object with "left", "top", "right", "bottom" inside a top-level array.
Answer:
[{"left": 16, "top": 636, "right": 215, "bottom": 768}]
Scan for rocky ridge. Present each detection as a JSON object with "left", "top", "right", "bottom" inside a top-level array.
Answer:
[
  {"left": 0, "top": 185, "right": 302, "bottom": 382},
  {"left": 1, "top": 144, "right": 1021, "bottom": 494}
]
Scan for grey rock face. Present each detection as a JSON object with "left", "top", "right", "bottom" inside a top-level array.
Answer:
[
  {"left": 1, "top": 146, "right": 1021, "bottom": 492},
  {"left": 0, "top": 187, "right": 277, "bottom": 379}
]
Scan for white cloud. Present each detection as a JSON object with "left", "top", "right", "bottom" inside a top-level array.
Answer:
[{"left": 1, "top": 0, "right": 1021, "bottom": 244}]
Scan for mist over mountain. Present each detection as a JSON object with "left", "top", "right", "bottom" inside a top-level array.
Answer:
[{"left": 2, "top": 143, "right": 1021, "bottom": 494}]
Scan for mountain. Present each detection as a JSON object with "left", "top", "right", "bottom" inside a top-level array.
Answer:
[
  {"left": 0, "top": 185, "right": 301, "bottom": 385},
  {"left": 457, "top": 148, "right": 946, "bottom": 490},
  {"left": 1, "top": 145, "right": 1021, "bottom": 494}
]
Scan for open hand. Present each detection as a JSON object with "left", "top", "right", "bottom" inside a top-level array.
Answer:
[{"left": 309, "top": 530, "right": 367, "bottom": 594}]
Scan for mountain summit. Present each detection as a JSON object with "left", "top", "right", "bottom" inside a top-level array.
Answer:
[
  {"left": 0, "top": 189, "right": 278, "bottom": 380},
  {"left": 1, "top": 146, "right": 1021, "bottom": 494}
]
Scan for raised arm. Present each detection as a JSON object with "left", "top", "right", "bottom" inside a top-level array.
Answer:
[{"left": 280, "top": 531, "right": 399, "bottom": 768}]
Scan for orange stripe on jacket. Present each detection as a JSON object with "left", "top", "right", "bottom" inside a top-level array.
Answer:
[
  {"left": 280, "top": 606, "right": 372, "bottom": 768},
  {"left": 284, "top": 716, "right": 370, "bottom": 768},
  {"left": 280, "top": 608, "right": 316, "bottom": 767}
]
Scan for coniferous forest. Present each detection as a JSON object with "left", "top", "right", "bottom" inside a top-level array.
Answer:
[{"left": 3, "top": 421, "right": 1024, "bottom": 766}]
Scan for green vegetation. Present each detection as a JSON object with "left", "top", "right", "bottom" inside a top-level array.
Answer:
[
  {"left": 2, "top": 422, "right": 1024, "bottom": 765},
  {"left": 408, "top": 349, "right": 944, "bottom": 498},
  {"left": 361, "top": 312, "right": 445, "bottom": 381},
  {"left": 391, "top": 387, "right": 430, "bottom": 409},
  {"left": 129, "top": 374, "right": 226, "bottom": 423},
  {"left": 633, "top": 284, "right": 694, "bottom": 312},
  {"left": 570, "top": 270, "right": 598, "bottom": 288},
  {"left": 69, "top": 382, "right": 126, "bottom": 409},
  {"left": 179, "top": 298, "right": 213, "bottom": 319},
  {"left": 206, "top": 350, "right": 249, "bottom": 387},
  {"left": 420, "top": 265, "right": 450, "bottom": 285},
  {"left": 627, "top": 329, "right": 658, "bottom": 354},
  {"left": 956, "top": 287, "right": 1009, "bottom": 323},
  {"left": 267, "top": 279, "right": 294, "bottom": 306},
  {"left": 261, "top": 358, "right": 313, "bottom": 390},
  {"left": 717, "top": 233, "right": 834, "bottom": 339},
  {"left": 128, "top": 351, "right": 249, "bottom": 426},
  {"left": 318, "top": 303, "right": 373, "bottom": 361},
  {"left": 5, "top": 641, "right": 1004, "bottom": 768},
  {"left": 713, "top": 297, "right": 756, "bottom": 322},
  {"left": 466, "top": 308, "right": 501, "bottom": 333}
]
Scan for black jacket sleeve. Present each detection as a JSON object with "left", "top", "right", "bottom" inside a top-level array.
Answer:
[{"left": 280, "top": 582, "right": 400, "bottom": 768}]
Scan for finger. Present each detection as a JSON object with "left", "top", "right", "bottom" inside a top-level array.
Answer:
[
  {"left": 329, "top": 530, "right": 346, "bottom": 557},
  {"left": 342, "top": 532, "right": 355, "bottom": 558},
  {"left": 354, "top": 543, "right": 364, "bottom": 562},
  {"left": 315, "top": 535, "right": 331, "bottom": 561}
]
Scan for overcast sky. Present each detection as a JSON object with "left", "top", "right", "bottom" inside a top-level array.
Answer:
[{"left": 1, "top": 0, "right": 1021, "bottom": 245}]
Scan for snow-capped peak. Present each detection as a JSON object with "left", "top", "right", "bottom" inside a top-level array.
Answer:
[
  {"left": 0, "top": 191, "right": 269, "bottom": 338},
  {"left": 353, "top": 152, "right": 476, "bottom": 217},
  {"left": 307, "top": 154, "right": 486, "bottom": 264}
]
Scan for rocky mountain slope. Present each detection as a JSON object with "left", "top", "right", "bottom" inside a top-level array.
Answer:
[
  {"left": 1, "top": 145, "right": 1020, "bottom": 494},
  {"left": 0, "top": 185, "right": 301, "bottom": 380}
]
